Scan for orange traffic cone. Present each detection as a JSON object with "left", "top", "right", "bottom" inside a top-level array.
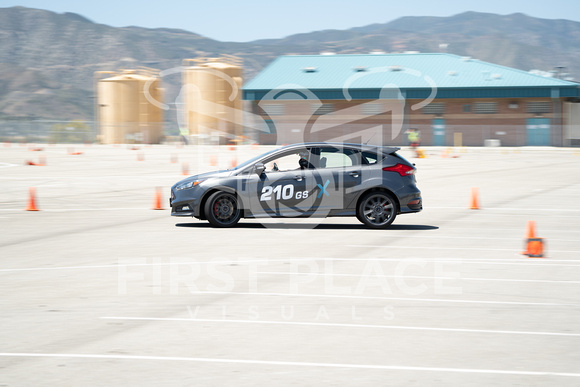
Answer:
[
  {"left": 152, "top": 187, "right": 164, "bottom": 210},
  {"left": 26, "top": 155, "right": 46, "bottom": 166},
  {"left": 182, "top": 162, "right": 189, "bottom": 176},
  {"left": 170, "top": 153, "right": 178, "bottom": 163},
  {"left": 522, "top": 221, "right": 545, "bottom": 258},
  {"left": 230, "top": 157, "right": 237, "bottom": 169},
  {"left": 524, "top": 238, "right": 545, "bottom": 258},
  {"left": 209, "top": 154, "right": 217, "bottom": 167},
  {"left": 470, "top": 187, "right": 480, "bottom": 210},
  {"left": 25, "top": 187, "right": 40, "bottom": 211},
  {"left": 525, "top": 220, "right": 536, "bottom": 239}
]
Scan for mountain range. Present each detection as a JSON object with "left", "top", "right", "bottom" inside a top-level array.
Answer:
[{"left": 1, "top": 6, "right": 579, "bottom": 126}]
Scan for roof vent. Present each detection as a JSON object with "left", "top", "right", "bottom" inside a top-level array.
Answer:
[
  {"left": 461, "top": 56, "right": 472, "bottom": 62},
  {"left": 320, "top": 51, "right": 335, "bottom": 55},
  {"left": 370, "top": 50, "right": 386, "bottom": 55},
  {"left": 491, "top": 73, "right": 502, "bottom": 80},
  {"left": 389, "top": 65, "right": 403, "bottom": 72},
  {"left": 447, "top": 71, "right": 458, "bottom": 76},
  {"left": 302, "top": 67, "right": 318, "bottom": 73},
  {"left": 353, "top": 66, "right": 368, "bottom": 72}
]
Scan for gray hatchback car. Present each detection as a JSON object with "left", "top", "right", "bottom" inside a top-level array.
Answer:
[{"left": 170, "top": 143, "right": 422, "bottom": 228}]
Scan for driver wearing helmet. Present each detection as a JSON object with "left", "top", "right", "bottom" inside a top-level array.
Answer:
[{"left": 298, "top": 151, "right": 312, "bottom": 169}]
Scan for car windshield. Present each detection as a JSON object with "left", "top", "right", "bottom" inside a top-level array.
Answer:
[{"left": 231, "top": 147, "right": 280, "bottom": 170}]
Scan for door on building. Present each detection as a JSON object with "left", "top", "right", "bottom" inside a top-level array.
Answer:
[
  {"left": 432, "top": 119, "right": 446, "bottom": 146},
  {"left": 526, "top": 118, "right": 551, "bottom": 146}
]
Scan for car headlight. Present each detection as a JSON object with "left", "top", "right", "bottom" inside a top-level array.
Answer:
[{"left": 175, "top": 180, "right": 204, "bottom": 191}]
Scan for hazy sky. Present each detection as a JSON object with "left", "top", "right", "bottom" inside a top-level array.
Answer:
[{"left": 3, "top": 0, "right": 579, "bottom": 42}]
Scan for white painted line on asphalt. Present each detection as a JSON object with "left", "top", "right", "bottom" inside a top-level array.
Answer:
[
  {"left": 429, "top": 207, "right": 580, "bottom": 212},
  {"left": 441, "top": 227, "right": 580, "bottom": 233},
  {"left": 0, "top": 175, "right": 178, "bottom": 180},
  {"left": 447, "top": 213, "right": 580, "bottom": 219},
  {"left": 192, "top": 291, "right": 576, "bottom": 307},
  {"left": 346, "top": 245, "right": 580, "bottom": 254},
  {"left": 0, "top": 208, "right": 153, "bottom": 212},
  {"left": 2, "top": 257, "right": 580, "bottom": 273},
  {"left": 101, "top": 316, "right": 580, "bottom": 338},
  {"left": 1, "top": 352, "right": 579, "bottom": 377},
  {"left": 258, "top": 271, "right": 580, "bottom": 285},
  {"left": 362, "top": 235, "right": 579, "bottom": 242}
]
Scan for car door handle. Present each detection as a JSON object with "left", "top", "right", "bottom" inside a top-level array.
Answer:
[
  {"left": 294, "top": 176, "right": 303, "bottom": 181},
  {"left": 349, "top": 171, "right": 360, "bottom": 177}
]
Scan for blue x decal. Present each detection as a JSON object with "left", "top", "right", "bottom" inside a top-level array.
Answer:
[{"left": 317, "top": 179, "right": 330, "bottom": 198}]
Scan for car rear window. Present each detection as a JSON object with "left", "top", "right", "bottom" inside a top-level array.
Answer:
[{"left": 361, "top": 151, "right": 384, "bottom": 165}]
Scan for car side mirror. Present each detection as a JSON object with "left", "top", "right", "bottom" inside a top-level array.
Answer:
[{"left": 254, "top": 163, "right": 266, "bottom": 175}]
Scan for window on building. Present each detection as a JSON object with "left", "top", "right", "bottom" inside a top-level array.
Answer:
[
  {"left": 311, "top": 103, "right": 334, "bottom": 115},
  {"left": 473, "top": 102, "right": 498, "bottom": 114},
  {"left": 361, "top": 103, "right": 384, "bottom": 115},
  {"left": 527, "top": 102, "right": 552, "bottom": 114},
  {"left": 463, "top": 104, "right": 471, "bottom": 113},
  {"left": 263, "top": 119, "right": 275, "bottom": 134},
  {"left": 422, "top": 103, "right": 446, "bottom": 115},
  {"left": 262, "top": 104, "right": 285, "bottom": 116}
]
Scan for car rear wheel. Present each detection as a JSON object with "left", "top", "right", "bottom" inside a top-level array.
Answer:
[
  {"left": 357, "top": 191, "right": 397, "bottom": 229},
  {"left": 205, "top": 191, "right": 241, "bottom": 228}
]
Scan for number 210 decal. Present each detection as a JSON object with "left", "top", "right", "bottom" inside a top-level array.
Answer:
[{"left": 260, "top": 184, "right": 309, "bottom": 202}]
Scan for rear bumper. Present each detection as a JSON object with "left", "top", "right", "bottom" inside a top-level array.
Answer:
[{"left": 399, "top": 194, "right": 422, "bottom": 214}]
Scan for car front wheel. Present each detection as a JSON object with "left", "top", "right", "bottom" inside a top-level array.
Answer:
[
  {"left": 357, "top": 191, "right": 397, "bottom": 229},
  {"left": 205, "top": 191, "right": 241, "bottom": 228}
]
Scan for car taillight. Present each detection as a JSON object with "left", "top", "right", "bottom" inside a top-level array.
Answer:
[{"left": 382, "top": 163, "right": 415, "bottom": 176}]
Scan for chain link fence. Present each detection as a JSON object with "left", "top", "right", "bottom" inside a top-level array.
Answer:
[
  {"left": 0, "top": 120, "right": 573, "bottom": 146},
  {"left": 0, "top": 120, "right": 97, "bottom": 144}
]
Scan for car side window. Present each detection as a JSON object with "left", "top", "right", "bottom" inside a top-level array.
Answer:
[
  {"left": 318, "top": 148, "right": 361, "bottom": 168},
  {"left": 264, "top": 149, "right": 314, "bottom": 172}
]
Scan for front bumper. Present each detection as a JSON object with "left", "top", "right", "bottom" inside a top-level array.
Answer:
[{"left": 170, "top": 188, "right": 201, "bottom": 217}]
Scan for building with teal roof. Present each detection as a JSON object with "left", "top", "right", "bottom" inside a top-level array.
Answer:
[{"left": 242, "top": 53, "right": 580, "bottom": 146}]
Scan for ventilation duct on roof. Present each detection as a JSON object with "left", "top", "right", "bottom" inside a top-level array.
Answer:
[
  {"left": 389, "top": 65, "right": 403, "bottom": 72},
  {"left": 353, "top": 66, "right": 368, "bottom": 72},
  {"left": 302, "top": 67, "right": 318, "bottom": 73}
]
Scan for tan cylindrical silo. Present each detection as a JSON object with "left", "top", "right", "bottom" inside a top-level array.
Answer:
[
  {"left": 182, "top": 57, "right": 243, "bottom": 143},
  {"left": 97, "top": 69, "right": 163, "bottom": 144}
]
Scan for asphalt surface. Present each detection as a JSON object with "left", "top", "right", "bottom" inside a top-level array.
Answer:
[{"left": 0, "top": 143, "right": 579, "bottom": 386}]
